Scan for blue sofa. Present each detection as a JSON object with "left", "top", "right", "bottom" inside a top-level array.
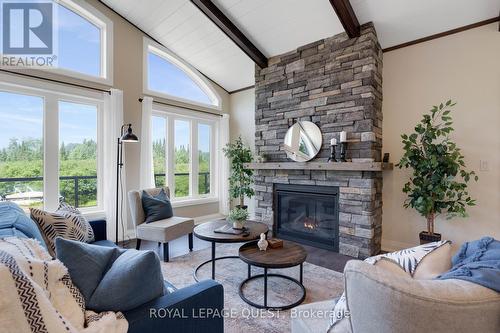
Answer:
[{"left": 0, "top": 202, "right": 224, "bottom": 333}]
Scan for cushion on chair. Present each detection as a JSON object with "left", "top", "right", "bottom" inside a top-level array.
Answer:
[
  {"left": 55, "top": 237, "right": 164, "bottom": 312},
  {"left": 142, "top": 189, "right": 173, "bottom": 223},
  {"left": 30, "top": 202, "right": 95, "bottom": 256},
  {"left": 136, "top": 216, "right": 194, "bottom": 243},
  {"left": 88, "top": 248, "right": 164, "bottom": 311}
]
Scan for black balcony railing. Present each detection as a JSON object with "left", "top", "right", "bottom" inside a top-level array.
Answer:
[{"left": 0, "top": 172, "right": 210, "bottom": 208}]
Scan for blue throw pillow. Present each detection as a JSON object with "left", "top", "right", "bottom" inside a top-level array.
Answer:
[
  {"left": 55, "top": 237, "right": 164, "bottom": 312},
  {"left": 55, "top": 237, "right": 120, "bottom": 301},
  {"left": 142, "top": 189, "right": 173, "bottom": 223},
  {"left": 88, "top": 249, "right": 164, "bottom": 311}
]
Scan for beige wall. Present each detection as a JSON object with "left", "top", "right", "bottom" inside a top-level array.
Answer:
[
  {"left": 229, "top": 88, "right": 256, "bottom": 217},
  {"left": 382, "top": 23, "right": 500, "bottom": 251},
  {"left": 9, "top": 0, "right": 230, "bottom": 228}
]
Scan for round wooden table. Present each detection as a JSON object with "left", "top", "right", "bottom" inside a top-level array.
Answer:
[
  {"left": 238, "top": 240, "right": 307, "bottom": 310},
  {"left": 193, "top": 220, "right": 269, "bottom": 281}
]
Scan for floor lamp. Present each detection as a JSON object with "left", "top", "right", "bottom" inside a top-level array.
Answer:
[{"left": 116, "top": 124, "right": 139, "bottom": 244}]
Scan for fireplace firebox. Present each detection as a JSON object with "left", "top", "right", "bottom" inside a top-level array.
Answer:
[{"left": 273, "top": 184, "right": 339, "bottom": 252}]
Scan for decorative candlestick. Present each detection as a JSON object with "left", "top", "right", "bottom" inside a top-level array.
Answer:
[
  {"left": 339, "top": 131, "right": 347, "bottom": 162},
  {"left": 327, "top": 138, "right": 337, "bottom": 162}
]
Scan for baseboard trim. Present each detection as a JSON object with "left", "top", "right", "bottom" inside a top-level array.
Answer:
[{"left": 381, "top": 239, "right": 415, "bottom": 252}]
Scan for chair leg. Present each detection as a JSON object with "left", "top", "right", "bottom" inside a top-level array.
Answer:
[
  {"left": 135, "top": 239, "right": 141, "bottom": 250},
  {"left": 188, "top": 233, "right": 193, "bottom": 251},
  {"left": 163, "top": 242, "right": 169, "bottom": 262}
]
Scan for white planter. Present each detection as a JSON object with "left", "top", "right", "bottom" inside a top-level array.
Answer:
[{"left": 233, "top": 220, "right": 245, "bottom": 229}]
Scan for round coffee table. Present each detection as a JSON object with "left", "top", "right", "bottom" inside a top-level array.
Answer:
[
  {"left": 238, "top": 240, "right": 307, "bottom": 310},
  {"left": 193, "top": 220, "right": 268, "bottom": 282}
]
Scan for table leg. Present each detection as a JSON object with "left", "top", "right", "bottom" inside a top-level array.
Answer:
[
  {"left": 264, "top": 267, "right": 268, "bottom": 307},
  {"left": 211, "top": 242, "right": 216, "bottom": 280},
  {"left": 248, "top": 264, "right": 251, "bottom": 279},
  {"left": 300, "top": 263, "right": 303, "bottom": 284}
]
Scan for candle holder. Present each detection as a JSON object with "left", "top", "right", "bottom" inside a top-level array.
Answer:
[
  {"left": 340, "top": 142, "right": 347, "bottom": 162},
  {"left": 327, "top": 144, "right": 337, "bottom": 162}
]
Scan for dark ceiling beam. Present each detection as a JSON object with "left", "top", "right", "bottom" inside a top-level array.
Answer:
[
  {"left": 329, "top": 0, "right": 360, "bottom": 38},
  {"left": 190, "top": 0, "right": 268, "bottom": 68}
]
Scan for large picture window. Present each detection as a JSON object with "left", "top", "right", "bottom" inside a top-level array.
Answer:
[
  {"left": 151, "top": 108, "right": 217, "bottom": 203},
  {"left": 0, "top": 76, "right": 104, "bottom": 212},
  {"left": 144, "top": 39, "right": 220, "bottom": 109}
]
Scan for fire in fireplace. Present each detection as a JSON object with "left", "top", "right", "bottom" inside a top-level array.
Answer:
[{"left": 273, "top": 184, "right": 339, "bottom": 252}]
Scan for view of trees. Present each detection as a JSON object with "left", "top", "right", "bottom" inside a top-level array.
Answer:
[
  {"left": 0, "top": 137, "right": 97, "bottom": 208},
  {"left": 152, "top": 139, "right": 210, "bottom": 197}
]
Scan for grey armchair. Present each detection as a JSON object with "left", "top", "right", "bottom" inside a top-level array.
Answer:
[{"left": 128, "top": 187, "right": 194, "bottom": 262}]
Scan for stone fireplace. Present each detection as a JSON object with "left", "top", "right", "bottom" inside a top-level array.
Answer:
[{"left": 252, "top": 23, "right": 383, "bottom": 259}]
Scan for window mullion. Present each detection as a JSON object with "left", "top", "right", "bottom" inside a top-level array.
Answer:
[
  {"left": 190, "top": 120, "right": 198, "bottom": 198},
  {"left": 44, "top": 95, "right": 59, "bottom": 211},
  {"left": 166, "top": 116, "right": 174, "bottom": 197}
]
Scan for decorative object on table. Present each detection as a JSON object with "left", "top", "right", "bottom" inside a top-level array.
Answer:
[
  {"left": 223, "top": 136, "right": 254, "bottom": 210},
  {"left": 29, "top": 201, "right": 95, "bottom": 256},
  {"left": 396, "top": 100, "right": 478, "bottom": 244},
  {"left": 383, "top": 152, "right": 390, "bottom": 163},
  {"left": 116, "top": 123, "right": 139, "bottom": 244},
  {"left": 283, "top": 120, "right": 322, "bottom": 162},
  {"left": 339, "top": 130, "right": 347, "bottom": 162},
  {"left": 214, "top": 224, "right": 248, "bottom": 235},
  {"left": 327, "top": 138, "right": 337, "bottom": 162},
  {"left": 257, "top": 233, "right": 268, "bottom": 251},
  {"left": 268, "top": 238, "right": 284, "bottom": 249},
  {"left": 228, "top": 206, "right": 249, "bottom": 229}
]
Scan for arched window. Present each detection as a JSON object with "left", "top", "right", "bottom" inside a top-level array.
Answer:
[
  {"left": 54, "top": 0, "right": 113, "bottom": 83},
  {"left": 144, "top": 41, "right": 220, "bottom": 108}
]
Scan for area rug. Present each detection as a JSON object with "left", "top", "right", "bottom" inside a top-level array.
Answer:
[{"left": 161, "top": 243, "right": 344, "bottom": 333}]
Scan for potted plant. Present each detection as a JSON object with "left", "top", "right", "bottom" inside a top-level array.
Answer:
[
  {"left": 223, "top": 136, "right": 255, "bottom": 210},
  {"left": 228, "top": 206, "right": 249, "bottom": 229},
  {"left": 397, "top": 100, "right": 478, "bottom": 244}
]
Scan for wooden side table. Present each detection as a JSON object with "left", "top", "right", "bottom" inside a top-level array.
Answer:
[
  {"left": 238, "top": 240, "right": 307, "bottom": 310},
  {"left": 192, "top": 220, "right": 269, "bottom": 281}
]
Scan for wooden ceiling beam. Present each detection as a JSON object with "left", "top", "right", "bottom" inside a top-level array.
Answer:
[
  {"left": 329, "top": 0, "right": 360, "bottom": 38},
  {"left": 190, "top": 0, "right": 268, "bottom": 68}
]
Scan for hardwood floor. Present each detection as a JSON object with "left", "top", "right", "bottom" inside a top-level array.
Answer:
[{"left": 122, "top": 235, "right": 354, "bottom": 273}]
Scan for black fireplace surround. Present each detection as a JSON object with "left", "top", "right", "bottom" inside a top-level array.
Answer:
[{"left": 273, "top": 184, "right": 339, "bottom": 252}]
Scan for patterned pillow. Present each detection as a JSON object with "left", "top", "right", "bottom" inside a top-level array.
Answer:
[{"left": 30, "top": 202, "right": 95, "bottom": 256}]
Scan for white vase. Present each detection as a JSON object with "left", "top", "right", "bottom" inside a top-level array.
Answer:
[
  {"left": 257, "top": 233, "right": 268, "bottom": 251},
  {"left": 233, "top": 220, "right": 245, "bottom": 229}
]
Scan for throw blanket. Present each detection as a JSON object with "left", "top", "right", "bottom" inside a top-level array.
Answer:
[
  {"left": 0, "top": 237, "right": 128, "bottom": 333},
  {"left": 328, "top": 240, "right": 450, "bottom": 331},
  {"left": 437, "top": 237, "right": 500, "bottom": 292}
]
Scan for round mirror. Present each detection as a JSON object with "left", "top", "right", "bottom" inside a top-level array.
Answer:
[{"left": 283, "top": 121, "right": 322, "bottom": 162}]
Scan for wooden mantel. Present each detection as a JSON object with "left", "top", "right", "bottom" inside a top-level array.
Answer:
[{"left": 244, "top": 162, "right": 393, "bottom": 171}]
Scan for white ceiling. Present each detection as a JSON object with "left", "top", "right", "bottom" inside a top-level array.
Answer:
[
  {"left": 351, "top": 0, "right": 500, "bottom": 49},
  {"left": 102, "top": 0, "right": 500, "bottom": 92}
]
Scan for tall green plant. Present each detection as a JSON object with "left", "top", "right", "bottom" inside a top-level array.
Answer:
[
  {"left": 223, "top": 136, "right": 254, "bottom": 207},
  {"left": 396, "top": 100, "right": 478, "bottom": 235}
]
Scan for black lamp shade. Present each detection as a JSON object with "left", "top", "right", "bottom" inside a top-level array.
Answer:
[{"left": 121, "top": 124, "right": 139, "bottom": 142}]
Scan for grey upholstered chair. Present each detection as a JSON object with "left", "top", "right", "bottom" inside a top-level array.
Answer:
[{"left": 128, "top": 187, "right": 194, "bottom": 262}]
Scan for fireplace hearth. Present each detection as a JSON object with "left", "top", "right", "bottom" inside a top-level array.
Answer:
[{"left": 274, "top": 184, "right": 339, "bottom": 252}]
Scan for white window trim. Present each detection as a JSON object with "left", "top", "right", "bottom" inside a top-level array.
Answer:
[
  {"left": 33, "top": 0, "right": 114, "bottom": 85},
  {"left": 0, "top": 72, "right": 105, "bottom": 213},
  {"left": 152, "top": 103, "right": 220, "bottom": 205},
  {"left": 143, "top": 38, "right": 221, "bottom": 110}
]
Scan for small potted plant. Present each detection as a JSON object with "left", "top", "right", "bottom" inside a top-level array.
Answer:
[
  {"left": 228, "top": 207, "right": 249, "bottom": 229},
  {"left": 397, "top": 100, "right": 478, "bottom": 244},
  {"left": 223, "top": 136, "right": 254, "bottom": 209}
]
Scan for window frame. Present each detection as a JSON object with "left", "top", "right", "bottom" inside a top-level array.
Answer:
[
  {"left": 151, "top": 104, "right": 219, "bottom": 207},
  {"left": 143, "top": 38, "right": 221, "bottom": 110},
  {"left": 0, "top": 72, "right": 105, "bottom": 215},
  {"left": 34, "top": 0, "right": 114, "bottom": 85}
]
